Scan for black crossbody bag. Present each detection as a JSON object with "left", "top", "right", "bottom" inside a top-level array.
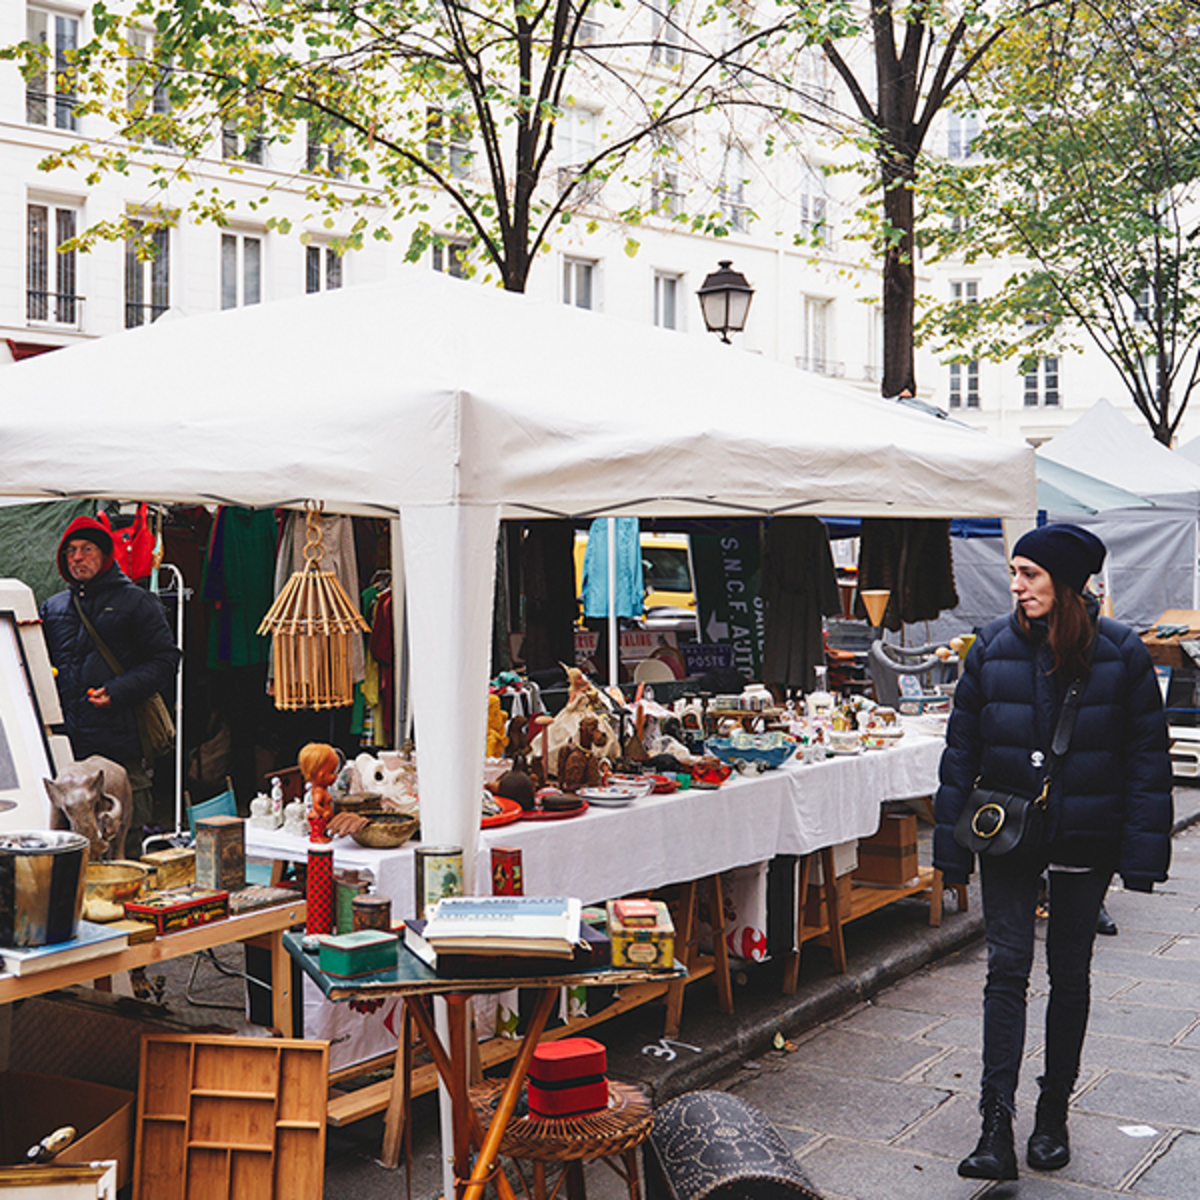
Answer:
[{"left": 954, "top": 677, "right": 1083, "bottom": 868}]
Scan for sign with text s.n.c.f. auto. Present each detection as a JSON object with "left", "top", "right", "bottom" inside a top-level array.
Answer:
[{"left": 689, "top": 524, "right": 763, "bottom": 681}]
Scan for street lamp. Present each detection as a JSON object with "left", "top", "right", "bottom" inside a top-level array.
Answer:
[{"left": 696, "top": 260, "right": 754, "bottom": 343}]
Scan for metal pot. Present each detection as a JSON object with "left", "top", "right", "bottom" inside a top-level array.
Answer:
[{"left": 0, "top": 830, "right": 90, "bottom": 947}]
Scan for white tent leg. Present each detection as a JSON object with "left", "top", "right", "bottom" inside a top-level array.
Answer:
[
  {"left": 607, "top": 517, "right": 618, "bottom": 687},
  {"left": 400, "top": 501, "right": 500, "bottom": 1200}
]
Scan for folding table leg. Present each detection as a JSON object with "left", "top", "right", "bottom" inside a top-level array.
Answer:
[
  {"left": 381, "top": 1001, "right": 414, "bottom": 1170},
  {"left": 707, "top": 874, "right": 734, "bottom": 1015},
  {"left": 783, "top": 853, "right": 812, "bottom": 995},
  {"left": 820, "top": 845, "right": 848, "bottom": 973},
  {"left": 664, "top": 880, "right": 697, "bottom": 1038}
]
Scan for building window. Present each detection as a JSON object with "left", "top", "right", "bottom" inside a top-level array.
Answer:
[
  {"left": 949, "top": 360, "right": 980, "bottom": 408},
  {"left": 221, "top": 232, "right": 262, "bottom": 309},
  {"left": 557, "top": 107, "right": 600, "bottom": 201},
  {"left": 654, "top": 271, "right": 682, "bottom": 330},
  {"left": 26, "top": 7, "right": 79, "bottom": 130},
  {"left": 947, "top": 112, "right": 979, "bottom": 159},
  {"left": 431, "top": 239, "right": 468, "bottom": 278},
  {"left": 799, "top": 165, "right": 829, "bottom": 245},
  {"left": 951, "top": 279, "right": 979, "bottom": 305},
  {"left": 720, "top": 144, "right": 749, "bottom": 233},
  {"left": 649, "top": 1, "right": 682, "bottom": 66},
  {"left": 563, "top": 258, "right": 595, "bottom": 309},
  {"left": 127, "top": 28, "right": 171, "bottom": 144},
  {"left": 1024, "top": 356, "right": 1060, "bottom": 407},
  {"left": 800, "top": 295, "right": 839, "bottom": 375},
  {"left": 222, "top": 122, "right": 265, "bottom": 164},
  {"left": 578, "top": 18, "right": 603, "bottom": 45},
  {"left": 125, "top": 221, "right": 169, "bottom": 328},
  {"left": 27, "top": 202, "right": 81, "bottom": 325},
  {"left": 306, "top": 244, "right": 343, "bottom": 293},
  {"left": 426, "top": 108, "right": 470, "bottom": 178},
  {"left": 651, "top": 133, "right": 682, "bottom": 217},
  {"left": 306, "top": 115, "right": 345, "bottom": 177}
]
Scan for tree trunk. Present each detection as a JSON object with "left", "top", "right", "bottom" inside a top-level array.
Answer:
[{"left": 880, "top": 156, "right": 917, "bottom": 398}]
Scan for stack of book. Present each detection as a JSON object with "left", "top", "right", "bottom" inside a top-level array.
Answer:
[
  {"left": 405, "top": 896, "right": 608, "bottom": 977},
  {"left": 0, "top": 921, "right": 129, "bottom": 977}
]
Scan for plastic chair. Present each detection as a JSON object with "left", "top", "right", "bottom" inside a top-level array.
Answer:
[
  {"left": 187, "top": 783, "right": 273, "bottom": 885},
  {"left": 866, "top": 640, "right": 946, "bottom": 707}
]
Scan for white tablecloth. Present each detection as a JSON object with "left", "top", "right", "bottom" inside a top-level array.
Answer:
[{"left": 245, "top": 728, "right": 945, "bottom": 918}]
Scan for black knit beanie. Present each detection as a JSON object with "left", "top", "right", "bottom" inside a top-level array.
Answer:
[{"left": 1012, "top": 523, "right": 1106, "bottom": 593}]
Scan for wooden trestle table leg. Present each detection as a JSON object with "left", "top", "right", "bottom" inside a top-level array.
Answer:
[
  {"left": 381, "top": 1001, "right": 415, "bottom": 1170},
  {"left": 783, "top": 853, "right": 812, "bottom": 995},
  {"left": 664, "top": 880, "right": 697, "bottom": 1039},
  {"left": 708, "top": 874, "right": 734, "bottom": 1016},
  {"left": 819, "top": 844, "right": 848, "bottom": 973}
]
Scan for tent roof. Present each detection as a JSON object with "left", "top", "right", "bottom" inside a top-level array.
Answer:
[
  {"left": 0, "top": 270, "right": 1033, "bottom": 521},
  {"left": 1039, "top": 398, "right": 1200, "bottom": 509}
]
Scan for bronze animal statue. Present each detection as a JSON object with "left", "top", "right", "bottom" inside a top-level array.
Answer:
[{"left": 44, "top": 756, "right": 132, "bottom": 862}]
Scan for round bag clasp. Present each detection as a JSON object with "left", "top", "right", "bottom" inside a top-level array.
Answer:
[{"left": 971, "top": 803, "right": 1006, "bottom": 839}]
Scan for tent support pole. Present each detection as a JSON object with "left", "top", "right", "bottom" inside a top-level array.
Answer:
[{"left": 607, "top": 517, "right": 618, "bottom": 687}]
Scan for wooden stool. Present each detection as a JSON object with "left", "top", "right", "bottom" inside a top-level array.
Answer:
[{"left": 470, "top": 1079, "right": 652, "bottom": 1200}]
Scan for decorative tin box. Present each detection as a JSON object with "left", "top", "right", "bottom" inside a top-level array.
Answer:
[
  {"left": 606, "top": 899, "right": 675, "bottom": 970},
  {"left": 318, "top": 930, "right": 399, "bottom": 978},
  {"left": 139, "top": 847, "right": 196, "bottom": 892},
  {"left": 527, "top": 1037, "right": 608, "bottom": 1119},
  {"left": 194, "top": 814, "right": 246, "bottom": 892},
  {"left": 123, "top": 888, "right": 230, "bottom": 935}
]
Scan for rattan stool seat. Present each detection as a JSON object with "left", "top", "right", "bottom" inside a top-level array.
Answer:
[{"left": 470, "top": 1080, "right": 653, "bottom": 1200}]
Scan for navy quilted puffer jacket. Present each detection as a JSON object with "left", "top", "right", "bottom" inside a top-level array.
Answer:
[
  {"left": 40, "top": 564, "right": 181, "bottom": 763},
  {"left": 934, "top": 605, "right": 1171, "bottom": 892}
]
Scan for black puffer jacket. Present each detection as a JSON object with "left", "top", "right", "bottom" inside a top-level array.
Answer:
[
  {"left": 40, "top": 564, "right": 181, "bottom": 762},
  {"left": 934, "top": 605, "right": 1171, "bottom": 892}
]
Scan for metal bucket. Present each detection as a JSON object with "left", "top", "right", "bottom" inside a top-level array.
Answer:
[{"left": 0, "top": 831, "right": 90, "bottom": 947}]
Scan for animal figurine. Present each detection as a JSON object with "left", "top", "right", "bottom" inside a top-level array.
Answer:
[
  {"left": 536, "top": 670, "right": 619, "bottom": 776},
  {"left": 486, "top": 694, "right": 508, "bottom": 758},
  {"left": 557, "top": 715, "right": 606, "bottom": 793},
  {"left": 247, "top": 793, "right": 280, "bottom": 830},
  {"left": 282, "top": 797, "right": 309, "bottom": 838},
  {"left": 44, "top": 756, "right": 132, "bottom": 862},
  {"left": 299, "top": 742, "right": 339, "bottom": 843},
  {"left": 352, "top": 752, "right": 419, "bottom": 816}
]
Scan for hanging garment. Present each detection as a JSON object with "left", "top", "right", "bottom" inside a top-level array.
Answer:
[
  {"left": 369, "top": 587, "right": 395, "bottom": 740},
  {"left": 856, "top": 518, "right": 959, "bottom": 630},
  {"left": 204, "top": 507, "right": 279, "bottom": 668},
  {"left": 100, "top": 503, "right": 155, "bottom": 580},
  {"left": 520, "top": 520, "right": 577, "bottom": 674},
  {"left": 760, "top": 517, "right": 841, "bottom": 691},
  {"left": 581, "top": 517, "right": 644, "bottom": 620}
]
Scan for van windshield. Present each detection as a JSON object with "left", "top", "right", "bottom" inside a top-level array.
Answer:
[{"left": 642, "top": 546, "right": 691, "bottom": 594}]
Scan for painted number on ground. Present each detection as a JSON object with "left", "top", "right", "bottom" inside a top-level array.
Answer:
[{"left": 641, "top": 1037, "right": 702, "bottom": 1062}]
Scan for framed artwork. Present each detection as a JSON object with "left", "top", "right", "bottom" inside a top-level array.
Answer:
[{"left": 0, "top": 612, "right": 54, "bottom": 832}]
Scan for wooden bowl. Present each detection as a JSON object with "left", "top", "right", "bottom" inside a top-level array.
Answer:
[
  {"left": 351, "top": 813, "right": 419, "bottom": 850},
  {"left": 84, "top": 860, "right": 150, "bottom": 921}
]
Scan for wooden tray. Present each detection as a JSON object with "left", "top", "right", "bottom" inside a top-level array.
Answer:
[{"left": 133, "top": 1033, "right": 327, "bottom": 1200}]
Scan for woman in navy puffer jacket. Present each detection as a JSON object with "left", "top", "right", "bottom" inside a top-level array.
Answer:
[{"left": 935, "top": 524, "right": 1171, "bottom": 1183}]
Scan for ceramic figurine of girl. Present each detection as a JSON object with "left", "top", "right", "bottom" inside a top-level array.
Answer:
[{"left": 299, "top": 742, "right": 340, "bottom": 844}]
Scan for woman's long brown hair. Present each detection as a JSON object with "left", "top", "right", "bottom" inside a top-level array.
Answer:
[{"left": 1018, "top": 582, "right": 1095, "bottom": 679}]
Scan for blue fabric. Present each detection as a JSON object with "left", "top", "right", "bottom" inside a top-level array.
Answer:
[
  {"left": 979, "top": 858, "right": 1111, "bottom": 1108},
  {"left": 41, "top": 564, "right": 181, "bottom": 762},
  {"left": 581, "top": 518, "right": 644, "bottom": 619},
  {"left": 934, "top": 607, "right": 1172, "bottom": 891}
]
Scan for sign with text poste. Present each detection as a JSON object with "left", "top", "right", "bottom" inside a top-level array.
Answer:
[{"left": 689, "top": 526, "right": 763, "bottom": 681}]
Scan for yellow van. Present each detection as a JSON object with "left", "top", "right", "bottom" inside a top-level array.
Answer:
[{"left": 573, "top": 530, "right": 697, "bottom": 628}]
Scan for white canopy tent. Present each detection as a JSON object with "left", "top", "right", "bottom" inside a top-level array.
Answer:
[
  {"left": 1039, "top": 398, "right": 1200, "bottom": 625},
  {"left": 0, "top": 268, "right": 1035, "bottom": 883}
]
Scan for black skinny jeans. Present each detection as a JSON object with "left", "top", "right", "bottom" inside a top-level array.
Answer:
[{"left": 979, "top": 856, "right": 1112, "bottom": 1112}]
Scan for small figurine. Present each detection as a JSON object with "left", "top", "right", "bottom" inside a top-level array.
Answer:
[
  {"left": 248, "top": 793, "right": 279, "bottom": 830},
  {"left": 282, "top": 797, "right": 309, "bottom": 838},
  {"left": 270, "top": 776, "right": 285, "bottom": 824},
  {"left": 486, "top": 694, "right": 508, "bottom": 758},
  {"left": 299, "top": 742, "right": 340, "bottom": 843}
]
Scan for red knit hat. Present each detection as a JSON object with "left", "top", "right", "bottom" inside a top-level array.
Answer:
[{"left": 57, "top": 515, "right": 115, "bottom": 580}]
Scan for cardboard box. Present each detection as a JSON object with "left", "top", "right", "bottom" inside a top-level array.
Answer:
[
  {"left": 808, "top": 840, "right": 858, "bottom": 885},
  {"left": 803, "top": 871, "right": 852, "bottom": 927},
  {"left": 0, "top": 1071, "right": 134, "bottom": 1190},
  {"left": 853, "top": 813, "right": 919, "bottom": 886}
]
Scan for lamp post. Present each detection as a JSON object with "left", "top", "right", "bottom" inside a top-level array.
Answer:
[{"left": 696, "top": 260, "right": 754, "bottom": 343}]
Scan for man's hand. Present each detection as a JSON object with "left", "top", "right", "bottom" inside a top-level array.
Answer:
[{"left": 86, "top": 686, "right": 113, "bottom": 709}]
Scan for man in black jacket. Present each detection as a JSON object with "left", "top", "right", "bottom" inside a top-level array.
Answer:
[{"left": 40, "top": 515, "right": 181, "bottom": 855}]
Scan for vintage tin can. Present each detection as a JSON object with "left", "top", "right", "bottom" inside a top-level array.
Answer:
[
  {"left": 306, "top": 845, "right": 335, "bottom": 936},
  {"left": 352, "top": 893, "right": 392, "bottom": 932},
  {"left": 335, "top": 873, "right": 370, "bottom": 933},
  {"left": 194, "top": 815, "right": 245, "bottom": 892},
  {"left": 414, "top": 845, "right": 463, "bottom": 919},
  {"left": 491, "top": 846, "right": 523, "bottom": 896},
  {"left": 124, "top": 888, "right": 230, "bottom": 935},
  {"left": 140, "top": 846, "right": 196, "bottom": 892},
  {"left": 606, "top": 898, "right": 675, "bottom": 970}
]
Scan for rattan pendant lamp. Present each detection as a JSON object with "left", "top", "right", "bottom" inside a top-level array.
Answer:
[{"left": 258, "top": 501, "right": 370, "bottom": 710}]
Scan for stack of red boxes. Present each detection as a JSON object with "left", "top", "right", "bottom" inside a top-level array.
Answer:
[{"left": 527, "top": 1037, "right": 609, "bottom": 1119}]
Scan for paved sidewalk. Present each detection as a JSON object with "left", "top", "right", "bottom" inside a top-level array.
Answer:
[{"left": 320, "top": 786, "right": 1200, "bottom": 1199}]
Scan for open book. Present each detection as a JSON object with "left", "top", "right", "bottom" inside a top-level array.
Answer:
[{"left": 421, "top": 896, "right": 582, "bottom": 958}]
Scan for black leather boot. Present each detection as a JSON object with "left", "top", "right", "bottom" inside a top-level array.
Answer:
[
  {"left": 1027, "top": 1076, "right": 1071, "bottom": 1170},
  {"left": 958, "top": 1089, "right": 1018, "bottom": 1180}
]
